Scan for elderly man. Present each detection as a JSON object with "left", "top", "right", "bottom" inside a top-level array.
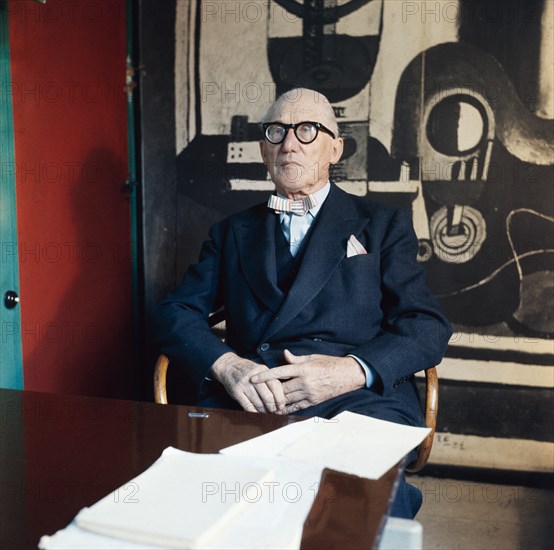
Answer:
[{"left": 151, "top": 88, "right": 451, "bottom": 518}]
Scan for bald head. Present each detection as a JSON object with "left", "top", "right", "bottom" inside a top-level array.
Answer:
[{"left": 262, "top": 88, "right": 339, "bottom": 136}]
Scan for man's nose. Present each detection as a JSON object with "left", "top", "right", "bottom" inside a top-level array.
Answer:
[{"left": 281, "top": 127, "right": 300, "bottom": 151}]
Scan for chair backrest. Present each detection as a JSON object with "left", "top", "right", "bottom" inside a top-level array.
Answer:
[{"left": 153, "top": 313, "right": 438, "bottom": 473}]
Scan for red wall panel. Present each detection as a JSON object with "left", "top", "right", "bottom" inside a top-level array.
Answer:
[{"left": 9, "top": 0, "right": 134, "bottom": 398}]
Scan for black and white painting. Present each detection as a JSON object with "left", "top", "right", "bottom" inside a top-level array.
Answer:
[{"left": 171, "top": 0, "right": 553, "bottom": 368}]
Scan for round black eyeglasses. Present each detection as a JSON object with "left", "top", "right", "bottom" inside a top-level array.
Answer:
[{"left": 262, "top": 121, "right": 336, "bottom": 144}]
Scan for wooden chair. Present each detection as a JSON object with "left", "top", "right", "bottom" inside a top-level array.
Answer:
[{"left": 154, "top": 313, "right": 438, "bottom": 473}]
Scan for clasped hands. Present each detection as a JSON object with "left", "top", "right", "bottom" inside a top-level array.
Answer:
[{"left": 210, "top": 349, "right": 366, "bottom": 414}]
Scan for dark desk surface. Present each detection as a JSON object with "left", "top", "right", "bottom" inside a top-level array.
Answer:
[{"left": 0, "top": 388, "right": 398, "bottom": 549}]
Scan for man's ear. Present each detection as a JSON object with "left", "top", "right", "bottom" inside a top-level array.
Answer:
[{"left": 330, "top": 137, "right": 344, "bottom": 165}]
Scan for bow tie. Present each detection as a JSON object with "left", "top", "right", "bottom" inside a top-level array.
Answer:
[{"left": 267, "top": 194, "right": 318, "bottom": 216}]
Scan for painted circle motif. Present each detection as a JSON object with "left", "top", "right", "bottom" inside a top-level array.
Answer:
[
  {"left": 426, "top": 95, "right": 488, "bottom": 157},
  {"left": 417, "top": 240, "right": 433, "bottom": 262},
  {"left": 430, "top": 206, "right": 486, "bottom": 263}
]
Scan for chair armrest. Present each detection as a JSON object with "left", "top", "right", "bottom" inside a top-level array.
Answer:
[
  {"left": 153, "top": 311, "right": 226, "bottom": 405},
  {"left": 154, "top": 354, "right": 169, "bottom": 404},
  {"left": 406, "top": 366, "right": 438, "bottom": 473}
]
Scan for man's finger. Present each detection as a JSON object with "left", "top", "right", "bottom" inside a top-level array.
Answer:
[
  {"left": 277, "top": 400, "right": 310, "bottom": 415},
  {"left": 253, "top": 382, "right": 279, "bottom": 413},
  {"left": 235, "top": 394, "right": 261, "bottom": 413},
  {"left": 266, "top": 379, "right": 287, "bottom": 410},
  {"left": 283, "top": 349, "right": 305, "bottom": 364},
  {"left": 238, "top": 382, "right": 269, "bottom": 413},
  {"left": 281, "top": 382, "right": 304, "bottom": 399},
  {"left": 250, "top": 365, "right": 297, "bottom": 384}
]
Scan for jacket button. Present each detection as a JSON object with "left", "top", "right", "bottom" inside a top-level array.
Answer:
[{"left": 260, "top": 343, "right": 270, "bottom": 352}]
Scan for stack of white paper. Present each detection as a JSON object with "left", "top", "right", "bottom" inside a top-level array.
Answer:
[
  {"left": 74, "top": 448, "right": 273, "bottom": 548},
  {"left": 40, "top": 448, "right": 323, "bottom": 550}
]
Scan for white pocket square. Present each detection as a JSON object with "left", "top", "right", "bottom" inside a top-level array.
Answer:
[{"left": 346, "top": 235, "right": 367, "bottom": 257}]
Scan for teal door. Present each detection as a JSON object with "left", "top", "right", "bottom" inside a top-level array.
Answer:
[{"left": 0, "top": 3, "right": 23, "bottom": 389}]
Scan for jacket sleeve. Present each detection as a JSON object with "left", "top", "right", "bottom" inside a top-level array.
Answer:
[
  {"left": 149, "top": 221, "right": 234, "bottom": 395},
  {"left": 352, "top": 208, "right": 452, "bottom": 395}
]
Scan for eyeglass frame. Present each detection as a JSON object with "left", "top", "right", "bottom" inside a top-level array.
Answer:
[{"left": 262, "top": 121, "right": 337, "bottom": 144}]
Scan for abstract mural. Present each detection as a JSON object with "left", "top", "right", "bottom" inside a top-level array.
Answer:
[{"left": 172, "top": 0, "right": 554, "bottom": 366}]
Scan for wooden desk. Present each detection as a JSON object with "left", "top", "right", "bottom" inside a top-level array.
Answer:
[{"left": 0, "top": 389, "right": 399, "bottom": 549}]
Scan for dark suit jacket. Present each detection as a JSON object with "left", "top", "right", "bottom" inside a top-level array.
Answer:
[{"left": 150, "top": 184, "right": 452, "bottom": 426}]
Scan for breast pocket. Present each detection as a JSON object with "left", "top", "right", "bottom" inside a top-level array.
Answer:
[
  {"left": 335, "top": 253, "right": 381, "bottom": 299},
  {"left": 340, "top": 253, "right": 379, "bottom": 273}
]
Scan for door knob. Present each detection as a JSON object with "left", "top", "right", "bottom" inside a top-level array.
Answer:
[{"left": 4, "top": 290, "right": 20, "bottom": 309}]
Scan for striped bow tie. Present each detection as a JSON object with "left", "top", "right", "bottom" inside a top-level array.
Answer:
[{"left": 267, "top": 194, "right": 318, "bottom": 216}]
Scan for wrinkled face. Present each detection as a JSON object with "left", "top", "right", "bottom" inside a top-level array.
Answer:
[{"left": 260, "top": 94, "right": 343, "bottom": 198}]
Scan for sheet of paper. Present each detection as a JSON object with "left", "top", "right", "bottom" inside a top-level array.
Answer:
[
  {"left": 39, "top": 521, "right": 166, "bottom": 550},
  {"left": 222, "top": 411, "right": 430, "bottom": 480},
  {"left": 220, "top": 417, "right": 322, "bottom": 457},
  {"left": 280, "top": 411, "right": 431, "bottom": 479},
  {"left": 205, "top": 457, "right": 323, "bottom": 549},
  {"left": 75, "top": 447, "right": 274, "bottom": 549}
]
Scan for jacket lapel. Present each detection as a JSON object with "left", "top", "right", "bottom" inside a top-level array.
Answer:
[
  {"left": 233, "top": 207, "right": 284, "bottom": 312},
  {"left": 261, "top": 185, "right": 369, "bottom": 341}
]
